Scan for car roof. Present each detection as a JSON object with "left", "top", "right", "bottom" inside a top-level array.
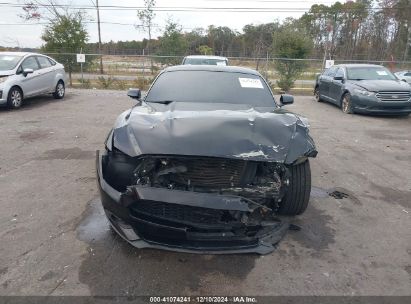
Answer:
[
  {"left": 184, "top": 55, "right": 228, "bottom": 60},
  {"left": 163, "top": 65, "right": 261, "bottom": 76},
  {"left": 0, "top": 51, "right": 47, "bottom": 57},
  {"left": 335, "top": 64, "right": 386, "bottom": 68}
]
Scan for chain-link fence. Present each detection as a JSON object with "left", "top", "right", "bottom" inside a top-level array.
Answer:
[{"left": 43, "top": 52, "right": 411, "bottom": 93}]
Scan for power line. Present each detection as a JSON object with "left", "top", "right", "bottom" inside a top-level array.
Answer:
[{"left": 0, "top": 2, "right": 406, "bottom": 12}]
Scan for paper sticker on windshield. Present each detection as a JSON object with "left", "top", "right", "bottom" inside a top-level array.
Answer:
[
  {"left": 376, "top": 70, "right": 388, "bottom": 76},
  {"left": 239, "top": 78, "right": 264, "bottom": 89}
]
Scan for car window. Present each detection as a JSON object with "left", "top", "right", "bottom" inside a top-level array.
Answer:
[
  {"left": 326, "top": 66, "right": 338, "bottom": 77},
  {"left": 37, "top": 56, "right": 52, "bottom": 69},
  {"left": 146, "top": 70, "right": 276, "bottom": 107},
  {"left": 404, "top": 72, "right": 411, "bottom": 77},
  {"left": 347, "top": 67, "right": 396, "bottom": 80},
  {"left": 48, "top": 58, "right": 57, "bottom": 66},
  {"left": 0, "top": 55, "right": 23, "bottom": 70},
  {"left": 21, "top": 57, "right": 40, "bottom": 71},
  {"left": 335, "top": 68, "right": 344, "bottom": 78}
]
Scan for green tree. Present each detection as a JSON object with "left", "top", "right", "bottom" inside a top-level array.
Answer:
[
  {"left": 137, "top": 0, "right": 156, "bottom": 70},
  {"left": 272, "top": 27, "right": 313, "bottom": 91},
  {"left": 41, "top": 12, "right": 88, "bottom": 86},
  {"left": 156, "top": 20, "right": 187, "bottom": 65},
  {"left": 197, "top": 45, "right": 213, "bottom": 55}
]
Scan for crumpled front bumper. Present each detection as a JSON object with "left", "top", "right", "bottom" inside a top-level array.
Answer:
[{"left": 96, "top": 151, "right": 290, "bottom": 254}]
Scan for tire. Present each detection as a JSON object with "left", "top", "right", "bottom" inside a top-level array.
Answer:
[
  {"left": 278, "top": 160, "right": 311, "bottom": 216},
  {"left": 341, "top": 93, "right": 353, "bottom": 114},
  {"left": 314, "top": 86, "right": 322, "bottom": 102},
  {"left": 53, "top": 81, "right": 65, "bottom": 99},
  {"left": 7, "top": 86, "right": 23, "bottom": 109}
]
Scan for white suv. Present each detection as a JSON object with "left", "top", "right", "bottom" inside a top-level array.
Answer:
[
  {"left": 182, "top": 55, "right": 228, "bottom": 66},
  {"left": 0, "top": 52, "right": 66, "bottom": 109}
]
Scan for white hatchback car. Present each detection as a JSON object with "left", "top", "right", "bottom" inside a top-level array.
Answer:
[{"left": 0, "top": 52, "right": 66, "bottom": 109}]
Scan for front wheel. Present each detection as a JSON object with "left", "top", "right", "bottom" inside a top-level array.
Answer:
[
  {"left": 341, "top": 93, "right": 353, "bottom": 114},
  {"left": 314, "top": 87, "right": 322, "bottom": 102},
  {"left": 278, "top": 160, "right": 311, "bottom": 216},
  {"left": 53, "top": 81, "right": 65, "bottom": 99},
  {"left": 7, "top": 87, "right": 23, "bottom": 109}
]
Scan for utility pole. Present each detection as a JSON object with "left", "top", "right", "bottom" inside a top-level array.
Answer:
[{"left": 96, "top": 0, "right": 104, "bottom": 74}]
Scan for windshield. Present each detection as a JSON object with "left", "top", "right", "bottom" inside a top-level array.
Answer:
[
  {"left": 146, "top": 70, "right": 276, "bottom": 107},
  {"left": 347, "top": 67, "right": 396, "bottom": 80},
  {"left": 184, "top": 58, "right": 227, "bottom": 66},
  {"left": 0, "top": 55, "right": 23, "bottom": 71}
]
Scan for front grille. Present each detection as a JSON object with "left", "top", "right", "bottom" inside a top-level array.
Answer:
[
  {"left": 165, "top": 157, "right": 250, "bottom": 188},
  {"left": 130, "top": 200, "right": 234, "bottom": 226},
  {"left": 376, "top": 91, "right": 411, "bottom": 102}
]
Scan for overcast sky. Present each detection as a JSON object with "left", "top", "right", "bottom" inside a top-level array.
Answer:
[{"left": 0, "top": 0, "right": 342, "bottom": 48}]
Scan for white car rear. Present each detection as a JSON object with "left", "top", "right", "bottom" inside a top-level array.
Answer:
[{"left": 0, "top": 52, "right": 66, "bottom": 109}]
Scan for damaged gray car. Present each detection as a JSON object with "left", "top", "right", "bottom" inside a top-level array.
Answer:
[{"left": 96, "top": 65, "right": 317, "bottom": 254}]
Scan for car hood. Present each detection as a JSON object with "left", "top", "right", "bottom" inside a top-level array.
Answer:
[
  {"left": 348, "top": 79, "right": 411, "bottom": 92},
  {"left": 0, "top": 69, "right": 14, "bottom": 77},
  {"left": 111, "top": 102, "right": 317, "bottom": 164}
]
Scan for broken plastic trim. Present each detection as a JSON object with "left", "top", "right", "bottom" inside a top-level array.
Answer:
[{"left": 96, "top": 151, "right": 291, "bottom": 254}]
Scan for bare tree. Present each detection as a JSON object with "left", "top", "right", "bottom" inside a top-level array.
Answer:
[
  {"left": 136, "top": 0, "right": 156, "bottom": 71},
  {"left": 20, "top": 0, "right": 69, "bottom": 21}
]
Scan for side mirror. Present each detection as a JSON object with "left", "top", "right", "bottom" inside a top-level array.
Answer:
[
  {"left": 280, "top": 94, "right": 294, "bottom": 106},
  {"left": 333, "top": 76, "right": 344, "bottom": 81},
  {"left": 401, "top": 79, "right": 407, "bottom": 83},
  {"left": 127, "top": 88, "right": 141, "bottom": 100},
  {"left": 23, "top": 68, "right": 34, "bottom": 77}
]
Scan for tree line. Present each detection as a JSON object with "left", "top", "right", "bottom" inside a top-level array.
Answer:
[
  {"left": 84, "top": 0, "right": 411, "bottom": 62},
  {"left": 12, "top": 0, "right": 411, "bottom": 90}
]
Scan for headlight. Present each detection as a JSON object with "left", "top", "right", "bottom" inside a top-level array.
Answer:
[
  {"left": 353, "top": 88, "right": 374, "bottom": 96},
  {"left": 0, "top": 76, "right": 9, "bottom": 84}
]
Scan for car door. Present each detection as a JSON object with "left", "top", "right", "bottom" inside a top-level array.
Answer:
[
  {"left": 318, "top": 66, "right": 337, "bottom": 101},
  {"left": 36, "top": 56, "right": 56, "bottom": 92},
  {"left": 17, "top": 56, "right": 42, "bottom": 97},
  {"left": 328, "top": 67, "right": 345, "bottom": 105}
]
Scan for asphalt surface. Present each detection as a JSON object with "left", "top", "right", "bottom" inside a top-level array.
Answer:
[{"left": 0, "top": 89, "right": 410, "bottom": 296}]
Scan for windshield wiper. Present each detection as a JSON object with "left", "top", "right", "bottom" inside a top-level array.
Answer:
[
  {"left": 349, "top": 78, "right": 365, "bottom": 81},
  {"left": 146, "top": 100, "right": 175, "bottom": 105}
]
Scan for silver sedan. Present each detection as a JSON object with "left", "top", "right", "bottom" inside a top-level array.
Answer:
[
  {"left": 395, "top": 70, "right": 411, "bottom": 84},
  {"left": 0, "top": 52, "right": 66, "bottom": 109}
]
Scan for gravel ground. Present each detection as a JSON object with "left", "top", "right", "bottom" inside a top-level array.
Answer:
[{"left": 0, "top": 89, "right": 410, "bottom": 296}]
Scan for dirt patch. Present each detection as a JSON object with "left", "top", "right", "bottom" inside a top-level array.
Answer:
[
  {"left": 328, "top": 187, "right": 362, "bottom": 205},
  {"left": 39, "top": 270, "right": 58, "bottom": 282},
  {"left": 21, "top": 120, "right": 41, "bottom": 124},
  {"left": 370, "top": 182, "right": 411, "bottom": 209},
  {"left": 19, "top": 130, "right": 51, "bottom": 142},
  {"left": 37, "top": 148, "right": 95, "bottom": 160},
  {"left": 366, "top": 130, "right": 410, "bottom": 141},
  {"left": 395, "top": 155, "right": 411, "bottom": 162},
  {"left": 0, "top": 267, "right": 8, "bottom": 277}
]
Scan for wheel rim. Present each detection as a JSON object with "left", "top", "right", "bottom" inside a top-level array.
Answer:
[
  {"left": 342, "top": 97, "right": 349, "bottom": 113},
  {"left": 11, "top": 90, "right": 22, "bottom": 107},
  {"left": 57, "top": 83, "right": 65, "bottom": 97}
]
